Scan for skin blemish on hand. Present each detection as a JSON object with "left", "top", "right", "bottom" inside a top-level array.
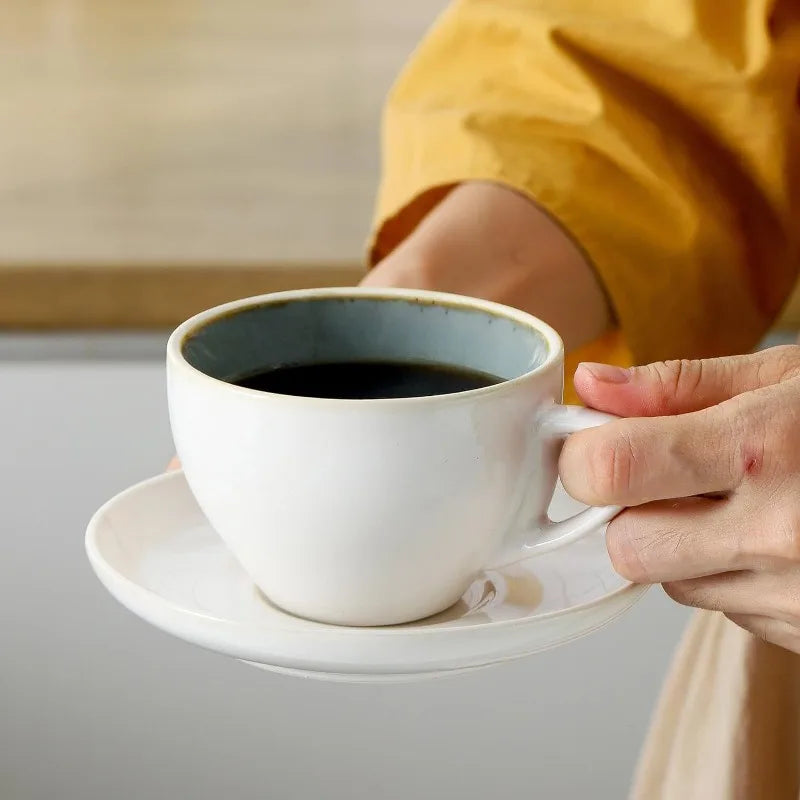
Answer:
[{"left": 741, "top": 449, "right": 763, "bottom": 480}]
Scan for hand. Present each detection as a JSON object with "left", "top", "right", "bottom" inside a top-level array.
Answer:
[
  {"left": 560, "top": 346, "right": 800, "bottom": 652},
  {"left": 362, "top": 181, "right": 611, "bottom": 352}
]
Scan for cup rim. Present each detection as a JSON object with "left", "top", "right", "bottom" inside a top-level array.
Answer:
[{"left": 166, "top": 287, "right": 564, "bottom": 405}]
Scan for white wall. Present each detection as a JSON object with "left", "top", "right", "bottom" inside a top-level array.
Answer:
[{"left": 0, "top": 334, "right": 697, "bottom": 800}]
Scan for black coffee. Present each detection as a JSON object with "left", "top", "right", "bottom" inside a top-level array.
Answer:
[{"left": 233, "top": 361, "right": 502, "bottom": 399}]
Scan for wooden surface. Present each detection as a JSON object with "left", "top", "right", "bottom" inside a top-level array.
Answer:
[
  {"left": 0, "top": 0, "right": 438, "bottom": 327},
  {"left": 0, "top": 263, "right": 363, "bottom": 328},
  {"left": 2, "top": 0, "right": 798, "bottom": 330}
]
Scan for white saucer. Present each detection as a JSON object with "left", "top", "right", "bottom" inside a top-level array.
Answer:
[{"left": 86, "top": 471, "right": 647, "bottom": 682}]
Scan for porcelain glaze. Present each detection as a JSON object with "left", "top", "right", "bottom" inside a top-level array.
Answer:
[
  {"left": 166, "top": 288, "right": 620, "bottom": 625},
  {"left": 86, "top": 471, "right": 647, "bottom": 680}
]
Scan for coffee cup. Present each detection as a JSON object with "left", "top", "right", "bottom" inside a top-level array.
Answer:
[{"left": 167, "top": 288, "right": 620, "bottom": 626}]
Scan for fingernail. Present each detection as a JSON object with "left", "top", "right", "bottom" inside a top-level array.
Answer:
[{"left": 578, "top": 362, "right": 630, "bottom": 384}]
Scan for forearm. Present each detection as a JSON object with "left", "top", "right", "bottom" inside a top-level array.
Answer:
[
  {"left": 371, "top": 0, "right": 800, "bottom": 363},
  {"left": 363, "top": 182, "right": 612, "bottom": 352}
]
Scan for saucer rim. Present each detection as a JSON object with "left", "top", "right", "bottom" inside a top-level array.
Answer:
[{"left": 85, "top": 470, "right": 640, "bottom": 638}]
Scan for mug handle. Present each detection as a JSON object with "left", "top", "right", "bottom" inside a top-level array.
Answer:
[{"left": 489, "top": 405, "right": 622, "bottom": 567}]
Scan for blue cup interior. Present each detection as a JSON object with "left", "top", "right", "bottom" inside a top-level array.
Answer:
[{"left": 181, "top": 296, "right": 550, "bottom": 390}]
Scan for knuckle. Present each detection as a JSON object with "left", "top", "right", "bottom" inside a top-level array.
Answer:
[
  {"left": 662, "top": 580, "right": 691, "bottom": 605},
  {"left": 664, "top": 581, "right": 721, "bottom": 612},
  {"left": 586, "top": 429, "right": 638, "bottom": 504},
  {"left": 636, "top": 359, "right": 703, "bottom": 414},
  {"left": 642, "top": 359, "right": 704, "bottom": 408},
  {"left": 606, "top": 514, "right": 650, "bottom": 582},
  {"left": 671, "top": 358, "right": 705, "bottom": 397},
  {"left": 606, "top": 533, "right": 638, "bottom": 582},
  {"left": 662, "top": 581, "right": 708, "bottom": 608}
]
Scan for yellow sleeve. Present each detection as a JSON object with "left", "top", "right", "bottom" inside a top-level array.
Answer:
[{"left": 370, "top": 0, "right": 800, "bottom": 366}]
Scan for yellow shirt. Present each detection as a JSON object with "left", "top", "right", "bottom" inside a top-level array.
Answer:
[
  {"left": 370, "top": 0, "right": 800, "bottom": 378},
  {"left": 370, "top": 2, "right": 800, "bottom": 797}
]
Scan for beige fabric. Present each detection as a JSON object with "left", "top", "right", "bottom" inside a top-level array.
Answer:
[{"left": 632, "top": 611, "right": 800, "bottom": 799}]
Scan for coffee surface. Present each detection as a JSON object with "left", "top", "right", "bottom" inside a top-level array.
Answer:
[{"left": 233, "top": 361, "right": 502, "bottom": 399}]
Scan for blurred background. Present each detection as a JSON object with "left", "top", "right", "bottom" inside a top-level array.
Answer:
[{"left": 1, "top": 2, "right": 798, "bottom": 799}]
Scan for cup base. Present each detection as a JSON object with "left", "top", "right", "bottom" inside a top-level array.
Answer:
[{"left": 255, "top": 583, "right": 472, "bottom": 628}]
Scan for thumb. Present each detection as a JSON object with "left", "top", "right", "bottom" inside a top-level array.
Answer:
[{"left": 572, "top": 345, "right": 800, "bottom": 418}]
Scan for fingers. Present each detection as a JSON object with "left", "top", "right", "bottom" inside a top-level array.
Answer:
[
  {"left": 605, "top": 497, "right": 747, "bottom": 583},
  {"left": 659, "top": 567, "right": 800, "bottom": 653},
  {"left": 724, "top": 613, "right": 800, "bottom": 654},
  {"left": 573, "top": 346, "right": 800, "bottom": 418},
  {"left": 663, "top": 571, "right": 800, "bottom": 626},
  {"left": 560, "top": 399, "right": 759, "bottom": 507}
]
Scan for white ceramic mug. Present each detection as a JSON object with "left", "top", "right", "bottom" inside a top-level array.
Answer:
[{"left": 167, "top": 288, "right": 620, "bottom": 626}]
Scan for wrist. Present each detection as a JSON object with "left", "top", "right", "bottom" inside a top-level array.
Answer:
[{"left": 365, "top": 182, "right": 613, "bottom": 350}]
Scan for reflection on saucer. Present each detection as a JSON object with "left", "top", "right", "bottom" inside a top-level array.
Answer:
[
  {"left": 413, "top": 570, "right": 544, "bottom": 627},
  {"left": 86, "top": 470, "right": 646, "bottom": 681},
  {"left": 251, "top": 570, "right": 544, "bottom": 629}
]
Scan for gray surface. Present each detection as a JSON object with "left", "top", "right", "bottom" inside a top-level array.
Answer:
[
  {"left": 0, "top": 334, "right": 693, "bottom": 800},
  {"left": 0, "top": 332, "right": 171, "bottom": 362}
]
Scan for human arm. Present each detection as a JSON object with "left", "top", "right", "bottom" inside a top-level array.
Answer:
[{"left": 366, "top": 0, "right": 800, "bottom": 365}]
